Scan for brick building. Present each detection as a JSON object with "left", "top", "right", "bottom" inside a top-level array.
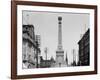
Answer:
[{"left": 78, "top": 29, "right": 90, "bottom": 66}]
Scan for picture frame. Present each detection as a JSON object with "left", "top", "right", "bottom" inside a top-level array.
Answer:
[{"left": 11, "top": 0, "right": 97, "bottom": 79}]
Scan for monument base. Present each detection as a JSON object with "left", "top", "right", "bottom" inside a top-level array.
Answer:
[{"left": 56, "top": 50, "right": 65, "bottom": 67}]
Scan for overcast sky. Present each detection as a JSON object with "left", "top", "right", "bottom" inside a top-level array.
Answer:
[{"left": 22, "top": 10, "right": 89, "bottom": 64}]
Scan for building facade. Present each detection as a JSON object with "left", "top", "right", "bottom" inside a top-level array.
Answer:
[
  {"left": 78, "top": 29, "right": 90, "bottom": 66},
  {"left": 22, "top": 24, "right": 41, "bottom": 69}
]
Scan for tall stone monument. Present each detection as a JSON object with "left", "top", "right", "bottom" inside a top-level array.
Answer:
[{"left": 56, "top": 16, "right": 64, "bottom": 67}]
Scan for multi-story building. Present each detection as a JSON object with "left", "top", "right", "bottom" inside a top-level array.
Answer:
[
  {"left": 78, "top": 29, "right": 90, "bottom": 66},
  {"left": 40, "top": 56, "right": 55, "bottom": 68},
  {"left": 22, "top": 24, "right": 41, "bottom": 69}
]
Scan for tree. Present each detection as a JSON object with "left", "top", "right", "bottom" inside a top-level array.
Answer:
[{"left": 65, "top": 52, "right": 68, "bottom": 66}]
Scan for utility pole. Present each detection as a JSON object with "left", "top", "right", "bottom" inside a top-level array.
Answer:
[
  {"left": 36, "top": 41, "right": 39, "bottom": 68},
  {"left": 36, "top": 35, "right": 41, "bottom": 68},
  {"left": 73, "top": 49, "right": 76, "bottom": 66},
  {"left": 44, "top": 47, "right": 48, "bottom": 61},
  {"left": 44, "top": 47, "right": 48, "bottom": 67}
]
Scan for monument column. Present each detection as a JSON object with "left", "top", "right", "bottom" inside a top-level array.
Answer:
[
  {"left": 58, "top": 17, "right": 62, "bottom": 50},
  {"left": 56, "top": 16, "right": 64, "bottom": 67}
]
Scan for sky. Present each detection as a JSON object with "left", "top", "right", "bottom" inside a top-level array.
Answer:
[{"left": 22, "top": 10, "right": 89, "bottom": 64}]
